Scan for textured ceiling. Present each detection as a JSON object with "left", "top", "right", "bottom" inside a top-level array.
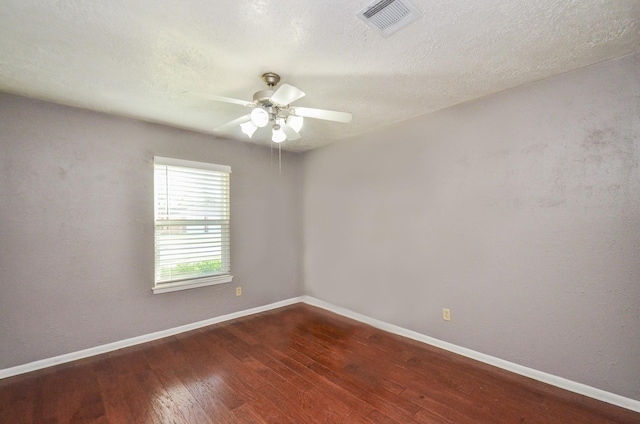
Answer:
[{"left": 0, "top": 0, "right": 639, "bottom": 151}]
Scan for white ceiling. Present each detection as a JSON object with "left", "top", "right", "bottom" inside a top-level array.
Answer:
[{"left": 1, "top": 1, "right": 638, "bottom": 152}]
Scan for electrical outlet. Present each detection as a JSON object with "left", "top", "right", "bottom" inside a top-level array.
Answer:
[
  {"left": 236, "top": 287, "right": 242, "bottom": 296},
  {"left": 442, "top": 308, "right": 451, "bottom": 321}
]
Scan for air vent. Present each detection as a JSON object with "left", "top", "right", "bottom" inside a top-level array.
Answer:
[{"left": 357, "top": 0, "right": 421, "bottom": 38}]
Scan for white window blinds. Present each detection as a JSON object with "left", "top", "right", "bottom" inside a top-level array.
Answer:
[{"left": 153, "top": 157, "right": 231, "bottom": 291}]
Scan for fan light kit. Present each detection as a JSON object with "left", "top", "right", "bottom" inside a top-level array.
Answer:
[
  {"left": 250, "top": 108, "right": 269, "bottom": 128},
  {"left": 203, "top": 72, "right": 352, "bottom": 145},
  {"left": 272, "top": 127, "right": 286, "bottom": 143},
  {"left": 239, "top": 121, "right": 258, "bottom": 137}
]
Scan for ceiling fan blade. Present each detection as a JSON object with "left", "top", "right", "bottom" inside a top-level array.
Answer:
[
  {"left": 214, "top": 114, "right": 251, "bottom": 132},
  {"left": 269, "top": 84, "right": 305, "bottom": 106},
  {"left": 290, "top": 106, "right": 352, "bottom": 123},
  {"left": 190, "top": 92, "right": 255, "bottom": 107},
  {"left": 282, "top": 125, "right": 301, "bottom": 141}
]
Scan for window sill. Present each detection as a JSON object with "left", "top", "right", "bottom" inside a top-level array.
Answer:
[{"left": 153, "top": 274, "right": 233, "bottom": 294}]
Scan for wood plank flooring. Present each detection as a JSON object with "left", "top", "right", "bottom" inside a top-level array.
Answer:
[{"left": 1, "top": 303, "right": 639, "bottom": 423}]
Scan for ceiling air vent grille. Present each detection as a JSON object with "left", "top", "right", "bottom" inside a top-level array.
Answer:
[{"left": 357, "top": 0, "right": 421, "bottom": 38}]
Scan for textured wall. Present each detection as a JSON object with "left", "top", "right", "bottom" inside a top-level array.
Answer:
[
  {"left": 303, "top": 53, "right": 640, "bottom": 400},
  {"left": 0, "top": 94, "right": 302, "bottom": 369}
]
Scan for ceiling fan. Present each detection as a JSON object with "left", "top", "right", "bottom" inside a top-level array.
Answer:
[{"left": 204, "top": 72, "right": 352, "bottom": 144}]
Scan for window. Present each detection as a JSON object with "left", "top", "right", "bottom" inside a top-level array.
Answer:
[{"left": 153, "top": 157, "right": 232, "bottom": 294}]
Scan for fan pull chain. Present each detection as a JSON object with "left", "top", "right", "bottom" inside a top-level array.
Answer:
[{"left": 279, "top": 143, "right": 282, "bottom": 174}]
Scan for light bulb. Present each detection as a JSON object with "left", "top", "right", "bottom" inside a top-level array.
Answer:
[
  {"left": 250, "top": 108, "right": 269, "bottom": 127},
  {"left": 272, "top": 127, "right": 286, "bottom": 143},
  {"left": 240, "top": 121, "right": 257, "bottom": 138},
  {"left": 286, "top": 115, "right": 303, "bottom": 133}
]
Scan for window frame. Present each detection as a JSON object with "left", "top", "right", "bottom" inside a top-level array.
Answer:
[{"left": 152, "top": 156, "right": 233, "bottom": 294}]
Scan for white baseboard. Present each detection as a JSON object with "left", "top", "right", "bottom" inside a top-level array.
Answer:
[
  {"left": 0, "top": 296, "right": 303, "bottom": 380},
  {"left": 2, "top": 295, "right": 639, "bottom": 414},
  {"left": 301, "top": 295, "right": 640, "bottom": 413}
]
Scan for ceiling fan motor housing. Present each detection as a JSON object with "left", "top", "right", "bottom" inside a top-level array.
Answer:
[{"left": 253, "top": 90, "right": 275, "bottom": 104}]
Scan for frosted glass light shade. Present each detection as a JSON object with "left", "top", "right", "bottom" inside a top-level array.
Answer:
[
  {"left": 240, "top": 121, "right": 257, "bottom": 137},
  {"left": 286, "top": 115, "right": 303, "bottom": 133},
  {"left": 250, "top": 108, "right": 269, "bottom": 127},
  {"left": 272, "top": 127, "right": 286, "bottom": 143}
]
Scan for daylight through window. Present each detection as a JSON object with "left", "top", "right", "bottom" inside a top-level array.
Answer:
[{"left": 153, "top": 157, "right": 232, "bottom": 294}]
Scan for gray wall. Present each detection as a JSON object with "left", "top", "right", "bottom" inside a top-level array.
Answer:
[
  {"left": 303, "top": 53, "right": 640, "bottom": 400},
  {"left": 0, "top": 94, "right": 302, "bottom": 369}
]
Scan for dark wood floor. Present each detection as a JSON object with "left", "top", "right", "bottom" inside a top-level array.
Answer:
[{"left": 1, "top": 304, "right": 639, "bottom": 423}]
